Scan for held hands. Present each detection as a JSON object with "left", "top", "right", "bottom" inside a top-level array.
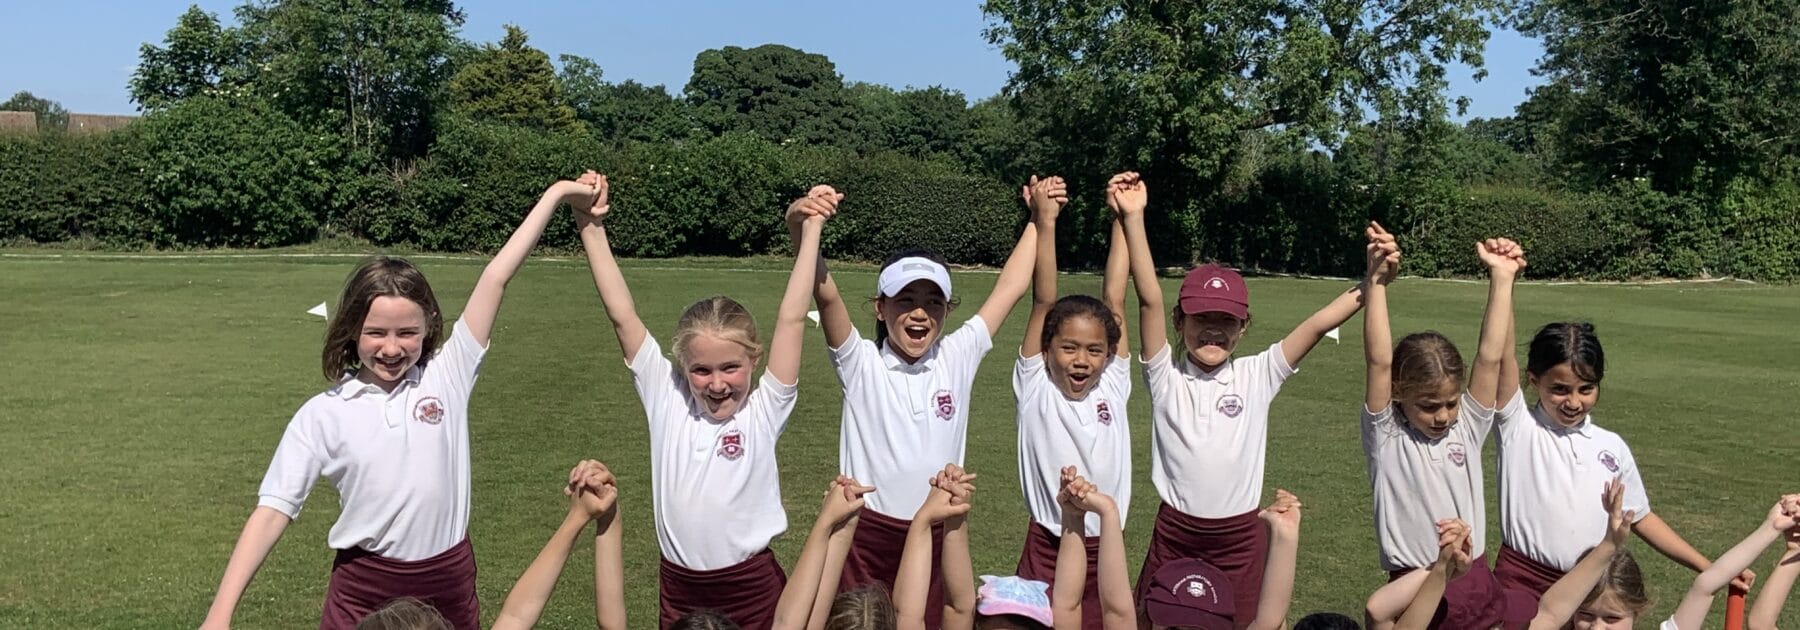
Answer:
[
  {"left": 568, "top": 171, "right": 611, "bottom": 223},
  {"left": 787, "top": 185, "right": 843, "bottom": 231},
  {"left": 565, "top": 459, "right": 618, "bottom": 520},
  {"left": 1432, "top": 518, "right": 1475, "bottom": 581},
  {"left": 1475, "top": 237, "right": 1527, "bottom": 277},
  {"left": 1105, "top": 172, "right": 1147, "bottom": 219},
  {"left": 1057, "top": 466, "right": 1116, "bottom": 517},
  {"left": 1764, "top": 493, "right": 1800, "bottom": 534},
  {"left": 822, "top": 474, "right": 875, "bottom": 529},
  {"left": 1024, "top": 175, "right": 1069, "bottom": 222},
  {"left": 917, "top": 464, "right": 977, "bottom": 524},
  {"left": 1365, "top": 222, "right": 1400, "bottom": 286},
  {"left": 1258, "top": 489, "right": 1304, "bottom": 537}
]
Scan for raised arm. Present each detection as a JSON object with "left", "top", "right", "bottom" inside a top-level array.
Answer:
[
  {"left": 1022, "top": 176, "right": 1070, "bottom": 358},
  {"left": 775, "top": 476, "right": 873, "bottom": 630},
  {"left": 1111, "top": 173, "right": 1166, "bottom": 355},
  {"left": 1749, "top": 505, "right": 1800, "bottom": 630},
  {"left": 1247, "top": 490, "right": 1303, "bottom": 630},
  {"left": 1364, "top": 223, "right": 1400, "bottom": 412},
  {"left": 1394, "top": 519, "right": 1472, "bottom": 630},
  {"left": 788, "top": 187, "right": 853, "bottom": 348},
  {"left": 939, "top": 466, "right": 979, "bottom": 630},
  {"left": 1103, "top": 216, "right": 1131, "bottom": 358},
  {"left": 199, "top": 507, "right": 292, "bottom": 630},
  {"left": 1063, "top": 469, "right": 1136, "bottom": 630},
  {"left": 1668, "top": 496, "right": 1799, "bottom": 630},
  {"left": 574, "top": 175, "right": 649, "bottom": 360},
  {"left": 492, "top": 461, "right": 619, "bottom": 630},
  {"left": 897, "top": 472, "right": 973, "bottom": 630},
  {"left": 1469, "top": 238, "right": 1525, "bottom": 409},
  {"left": 806, "top": 513, "right": 860, "bottom": 630},
  {"left": 593, "top": 474, "right": 626, "bottom": 630},
  {"left": 1053, "top": 468, "right": 1089, "bottom": 630},
  {"left": 767, "top": 207, "right": 828, "bottom": 385},
  {"left": 464, "top": 175, "right": 594, "bottom": 345},
  {"left": 975, "top": 193, "right": 1042, "bottom": 339},
  {"left": 1278, "top": 280, "right": 1368, "bottom": 369},
  {"left": 1496, "top": 250, "right": 1522, "bottom": 406},
  {"left": 1531, "top": 478, "right": 1632, "bottom": 630}
]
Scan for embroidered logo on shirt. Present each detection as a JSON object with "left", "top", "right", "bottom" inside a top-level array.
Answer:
[
  {"left": 1216, "top": 394, "right": 1244, "bottom": 418},
  {"left": 934, "top": 389, "right": 956, "bottom": 420},
  {"left": 1096, "top": 400, "right": 1114, "bottom": 426},
  {"left": 717, "top": 430, "right": 745, "bottom": 461},
  {"left": 1598, "top": 450, "right": 1619, "bottom": 473},
  {"left": 413, "top": 396, "right": 445, "bottom": 425},
  {"left": 1447, "top": 442, "right": 1468, "bottom": 467}
]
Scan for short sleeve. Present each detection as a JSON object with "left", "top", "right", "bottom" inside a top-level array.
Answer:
[
  {"left": 431, "top": 318, "right": 488, "bottom": 397},
  {"left": 256, "top": 409, "right": 326, "bottom": 518},
  {"left": 1497, "top": 389, "right": 1530, "bottom": 428},
  {"left": 747, "top": 371, "right": 800, "bottom": 435},
  {"left": 1619, "top": 442, "right": 1652, "bottom": 522},
  {"left": 1460, "top": 392, "right": 1498, "bottom": 442},
  {"left": 828, "top": 326, "right": 875, "bottom": 385},
  {"left": 1659, "top": 616, "right": 1681, "bottom": 630},
  {"left": 1361, "top": 404, "right": 1400, "bottom": 452},
  {"left": 1141, "top": 343, "right": 1177, "bottom": 401},
  {"left": 627, "top": 335, "right": 684, "bottom": 433},
  {"left": 1254, "top": 342, "right": 1297, "bottom": 389},
  {"left": 1102, "top": 354, "right": 1132, "bottom": 398},
  {"left": 941, "top": 315, "right": 995, "bottom": 372},
  {"left": 1013, "top": 351, "right": 1046, "bottom": 398}
]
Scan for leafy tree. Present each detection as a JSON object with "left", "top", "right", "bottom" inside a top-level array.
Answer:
[
  {"left": 846, "top": 83, "right": 972, "bottom": 158},
  {"left": 1513, "top": 0, "right": 1800, "bottom": 190},
  {"left": 683, "top": 44, "right": 853, "bottom": 145},
  {"left": 983, "top": 0, "right": 1507, "bottom": 259},
  {"left": 449, "top": 25, "right": 577, "bottom": 131},
  {"left": 130, "top": 5, "right": 249, "bottom": 111},
  {"left": 234, "top": 0, "right": 466, "bottom": 159},
  {"left": 1, "top": 91, "right": 69, "bottom": 131},
  {"left": 558, "top": 54, "right": 692, "bottom": 144}
]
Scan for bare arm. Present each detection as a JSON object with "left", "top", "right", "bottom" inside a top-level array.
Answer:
[
  {"left": 1636, "top": 512, "right": 1713, "bottom": 573},
  {"left": 1112, "top": 174, "right": 1166, "bottom": 356},
  {"left": 975, "top": 215, "right": 1040, "bottom": 339},
  {"left": 199, "top": 506, "right": 292, "bottom": 629},
  {"left": 1279, "top": 283, "right": 1366, "bottom": 369},
  {"left": 1103, "top": 218, "right": 1130, "bottom": 358},
  {"left": 1529, "top": 539, "right": 1618, "bottom": 630},
  {"left": 593, "top": 504, "right": 625, "bottom": 630},
  {"left": 894, "top": 518, "right": 938, "bottom": 630},
  {"left": 941, "top": 513, "right": 977, "bottom": 630},
  {"left": 1748, "top": 538, "right": 1800, "bottom": 630},
  {"left": 1053, "top": 499, "right": 1088, "bottom": 630},
  {"left": 1469, "top": 239, "right": 1523, "bottom": 409},
  {"left": 465, "top": 179, "right": 589, "bottom": 345},
  {"left": 777, "top": 479, "right": 871, "bottom": 630},
  {"left": 1394, "top": 565, "right": 1449, "bottom": 630},
  {"left": 787, "top": 189, "right": 854, "bottom": 349},
  {"left": 1366, "top": 569, "right": 1430, "bottom": 630},
  {"left": 1247, "top": 491, "right": 1302, "bottom": 630},
  {"left": 767, "top": 216, "right": 825, "bottom": 385},
  {"left": 492, "top": 509, "right": 591, "bottom": 630},
  {"left": 1670, "top": 521, "right": 1788, "bottom": 629},
  {"left": 1364, "top": 226, "right": 1399, "bottom": 412},
  {"left": 574, "top": 183, "right": 649, "bottom": 360},
  {"left": 806, "top": 516, "right": 859, "bottom": 630},
  {"left": 1022, "top": 176, "right": 1067, "bottom": 358}
]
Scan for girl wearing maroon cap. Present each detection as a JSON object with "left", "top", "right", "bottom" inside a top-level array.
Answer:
[{"left": 1117, "top": 171, "right": 1365, "bottom": 627}]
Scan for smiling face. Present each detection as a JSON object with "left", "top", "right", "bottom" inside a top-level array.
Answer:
[
  {"left": 878, "top": 280, "right": 951, "bottom": 362},
  {"left": 1398, "top": 377, "right": 1463, "bottom": 439},
  {"left": 1046, "top": 314, "right": 1112, "bottom": 400},
  {"left": 681, "top": 332, "right": 755, "bottom": 420},
  {"left": 354, "top": 295, "right": 428, "bottom": 390},
  {"left": 1178, "top": 310, "right": 1247, "bottom": 370},
  {"left": 1530, "top": 361, "right": 1601, "bottom": 428}
]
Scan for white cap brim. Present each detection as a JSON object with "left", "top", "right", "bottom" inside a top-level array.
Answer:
[{"left": 878, "top": 257, "right": 952, "bottom": 300}]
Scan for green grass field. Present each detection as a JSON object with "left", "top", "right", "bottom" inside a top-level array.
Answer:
[{"left": 2, "top": 251, "right": 1796, "bottom": 629}]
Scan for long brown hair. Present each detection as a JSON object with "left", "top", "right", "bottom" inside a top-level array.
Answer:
[
  {"left": 1391, "top": 331, "right": 1465, "bottom": 401},
  {"left": 322, "top": 256, "right": 443, "bottom": 381},
  {"left": 826, "top": 586, "right": 898, "bottom": 630}
]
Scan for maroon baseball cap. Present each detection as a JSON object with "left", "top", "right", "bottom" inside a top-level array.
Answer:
[
  {"left": 1142, "top": 559, "right": 1235, "bottom": 630},
  {"left": 1178, "top": 264, "right": 1249, "bottom": 320}
]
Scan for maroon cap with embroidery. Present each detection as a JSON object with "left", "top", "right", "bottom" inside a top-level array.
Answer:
[
  {"left": 1178, "top": 264, "right": 1249, "bottom": 319},
  {"left": 1142, "top": 558, "right": 1236, "bottom": 630}
]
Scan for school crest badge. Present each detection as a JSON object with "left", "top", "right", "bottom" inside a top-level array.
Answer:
[
  {"left": 1598, "top": 450, "right": 1619, "bottom": 473},
  {"left": 413, "top": 396, "right": 445, "bottom": 425},
  {"left": 717, "top": 430, "right": 745, "bottom": 461},
  {"left": 1216, "top": 394, "right": 1244, "bottom": 418},
  {"left": 934, "top": 389, "right": 956, "bottom": 420},
  {"left": 1187, "top": 580, "right": 1207, "bottom": 598},
  {"left": 1096, "top": 400, "right": 1114, "bottom": 426},
  {"left": 1206, "top": 277, "right": 1228, "bottom": 291},
  {"left": 1447, "top": 443, "right": 1468, "bottom": 467}
]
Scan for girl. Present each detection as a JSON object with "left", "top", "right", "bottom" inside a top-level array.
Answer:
[
  {"left": 1135, "top": 486, "right": 1304, "bottom": 630},
  {"left": 1116, "top": 171, "right": 1365, "bottom": 626},
  {"left": 1492, "top": 319, "right": 1755, "bottom": 599},
  {"left": 201, "top": 174, "right": 598, "bottom": 630},
  {"left": 577, "top": 175, "right": 830, "bottom": 630},
  {"left": 793, "top": 177, "right": 1040, "bottom": 627},
  {"left": 1012, "top": 175, "right": 1131, "bottom": 630},
  {"left": 1663, "top": 495, "right": 1799, "bottom": 630},
  {"left": 1360, "top": 224, "right": 1528, "bottom": 629}
]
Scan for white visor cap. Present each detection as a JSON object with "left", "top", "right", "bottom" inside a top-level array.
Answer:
[{"left": 878, "top": 257, "right": 953, "bottom": 301}]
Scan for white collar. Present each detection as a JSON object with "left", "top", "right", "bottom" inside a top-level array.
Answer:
[{"left": 331, "top": 366, "right": 423, "bottom": 400}]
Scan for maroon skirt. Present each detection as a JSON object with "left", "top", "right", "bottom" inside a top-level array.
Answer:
[
  {"left": 321, "top": 538, "right": 479, "bottom": 630},
  {"left": 1136, "top": 503, "right": 1266, "bottom": 630},
  {"left": 839, "top": 507, "right": 945, "bottom": 629},
  {"left": 1388, "top": 553, "right": 1534, "bottom": 629},
  {"left": 660, "top": 548, "right": 788, "bottom": 630},
  {"left": 1016, "top": 520, "right": 1103, "bottom": 630},
  {"left": 1494, "top": 544, "right": 1566, "bottom": 601}
]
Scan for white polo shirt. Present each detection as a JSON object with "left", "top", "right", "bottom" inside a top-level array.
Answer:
[
  {"left": 1143, "top": 342, "right": 1295, "bottom": 518},
  {"left": 629, "top": 335, "right": 795, "bottom": 571},
  {"left": 1014, "top": 351, "right": 1133, "bottom": 537},
  {"left": 1496, "top": 390, "right": 1651, "bottom": 571},
  {"left": 258, "top": 318, "right": 486, "bottom": 561},
  {"left": 833, "top": 316, "right": 993, "bottom": 518},
  {"left": 1362, "top": 393, "right": 1495, "bottom": 571}
]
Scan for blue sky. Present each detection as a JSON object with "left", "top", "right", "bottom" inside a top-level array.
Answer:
[{"left": 0, "top": 0, "right": 1544, "bottom": 120}]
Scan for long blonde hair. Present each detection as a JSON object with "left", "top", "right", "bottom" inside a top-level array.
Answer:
[{"left": 673, "top": 296, "right": 763, "bottom": 365}]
